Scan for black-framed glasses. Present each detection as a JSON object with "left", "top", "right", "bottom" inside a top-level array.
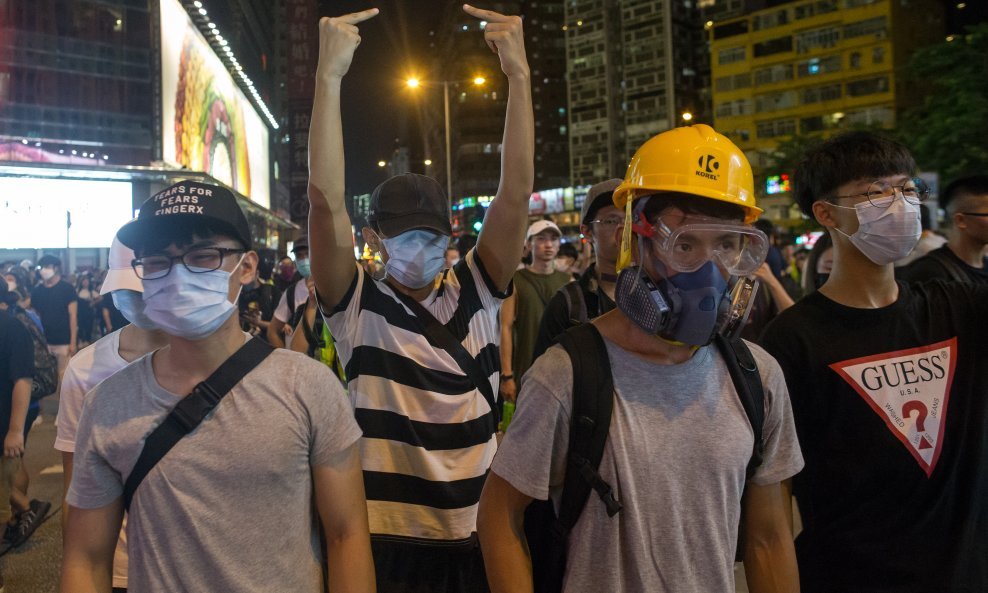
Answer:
[
  {"left": 590, "top": 216, "right": 624, "bottom": 227},
  {"left": 960, "top": 212, "right": 988, "bottom": 217},
  {"left": 132, "top": 247, "right": 245, "bottom": 280},
  {"left": 833, "top": 177, "right": 930, "bottom": 208}
]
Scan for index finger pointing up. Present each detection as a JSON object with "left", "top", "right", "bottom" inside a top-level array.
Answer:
[
  {"left": 462, "top": 4, "right": 510, "bottom": 22},
  {"left": 336, "top": 7, "right": 379, "bottom": 25}
]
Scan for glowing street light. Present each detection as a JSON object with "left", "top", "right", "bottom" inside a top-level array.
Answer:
[
  {"left": 377, "top": 160, "right": 387, "bottom": 168},
  {"left": 403, "top": 73, "right": 487, "bottom": 200},
  {"left": 682, "top": 111, "right": 694, "bottom": 122},
  {"left": 424, "top": 159, "right": 433, "bottom": 166}
]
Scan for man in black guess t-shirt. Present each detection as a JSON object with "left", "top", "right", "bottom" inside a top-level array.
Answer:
[{"left": 762, "top": 132, "right": 988, "bottom": 593}]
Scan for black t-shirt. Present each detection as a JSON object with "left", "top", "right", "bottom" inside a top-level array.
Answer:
[
  {"left": 100, "top": 296, "right": 130, "bottom": 332},
  {"left": 898, "top": 245, "right": 988, "bottom": 285},
  {"left": 761, "top": 281, "right": 988, "bottom": 593},
  {"left": 532, "top": 263, "right": 615, "bottom": 360},
  {"left": 0, "top": 310, "right": 35, "bottom": 433},
  {"left": 30, "top": 279, "right": 77, "bottom": 345}
]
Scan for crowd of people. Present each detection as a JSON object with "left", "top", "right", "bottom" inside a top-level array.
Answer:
[{"left": 0, "top": 5, "right": 986, "bottom": 593}]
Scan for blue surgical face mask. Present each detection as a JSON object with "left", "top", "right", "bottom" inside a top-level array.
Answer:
[
  {"left": 111, "top": 289, "right": 158, "bottom": 330},
  {"left": 381, "top": 230, "right": 450, "bottom": 290},
  {"left": 296, "top": 258, "right": 311, "bottom": 279},
  {"left": 142, "top": 257, "right": 244, "bottom": 340}
]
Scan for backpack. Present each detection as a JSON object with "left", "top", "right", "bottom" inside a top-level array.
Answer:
[
  {"left": 526, "top": 323, "right": 765, "bottom": 593},
  {"left": 12, "top": 308, "right": 59, "bottom": 400}
]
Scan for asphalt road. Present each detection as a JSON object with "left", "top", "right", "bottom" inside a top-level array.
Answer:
[{"left": 4, "top": 395, "right": 62, "bottom": 593}]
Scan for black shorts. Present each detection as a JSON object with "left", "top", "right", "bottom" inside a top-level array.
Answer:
[{"left": 371, "top": 535, "right": 490, "bottom": 593}]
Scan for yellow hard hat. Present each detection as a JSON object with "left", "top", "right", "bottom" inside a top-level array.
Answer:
[{"left": 612, "top": 124, "right": 761, "bottom": 223}]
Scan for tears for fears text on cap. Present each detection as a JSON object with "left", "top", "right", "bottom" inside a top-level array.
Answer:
[
  {"left": 118, "top": 180, "right": 253, "bottom": 252},
  {"left": 368, "top": 173, "right": 453, "bottom": 238}
]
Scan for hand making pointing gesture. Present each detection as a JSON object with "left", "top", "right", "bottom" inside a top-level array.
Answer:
[
  {"left": 316, "top": 8, "right": 379, "bottom": 80},
  {"left": 463, "top": 4, "right": 529, "bottom": 79}
]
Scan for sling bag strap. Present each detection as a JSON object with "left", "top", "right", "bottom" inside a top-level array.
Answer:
[
  {"left": 390, "top": 289, "right": 499, "bottom": 429},
  {"left": 713, "top": 334, "right": 765, "bottom": 478},
  {"left": 560, "top": 281, "right": 588, "bottom": 325},
  {"left": 927, "top": 248, "right": 968, "bottom": 283},
  {"left": 123, "top": 337, "right": 275, "bottom": 511}
]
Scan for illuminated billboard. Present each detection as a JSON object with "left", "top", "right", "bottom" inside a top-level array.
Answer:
[
  {"left": 0, "top": 178, "right": 133, "bottom": 249},
  {"left": 159, "top": 0, "right": 270, "bottom": 208},
  {"left": 765, "top": 173, "right": 791, "bottom": 195}
]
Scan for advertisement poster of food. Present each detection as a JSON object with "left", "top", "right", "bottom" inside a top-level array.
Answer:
[{"left": 159, "top": 0, "right": 270, "bottom": 208}]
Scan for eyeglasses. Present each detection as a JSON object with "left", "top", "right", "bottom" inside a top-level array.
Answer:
[
  {"left": 833, "top": 177, "right": 930, "bottom": 208},
  {"left": 960, "top": 212, "right": 988, "bottom": 217},
  {"left": 635, "top": 214, "right": 769, "bottom": 276},
  {"left": 590, "top": 217, "right": 624, "bottom": 227},
  {"left": 133, "top": 247, "right": 245, "bottom": 280}
]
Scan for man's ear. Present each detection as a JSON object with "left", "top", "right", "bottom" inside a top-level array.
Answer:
[
  {"left": 362, "top": 227, "right": 381, "bottom": 252},
  {"left": 239, "top": 251, "right": 259, "bottom": 286},
  {"left": 811, "top": 200, "right": 838, "bottom": 229},
  {"left": 953, "top": 211, "right": 967, "bottom": 231}
]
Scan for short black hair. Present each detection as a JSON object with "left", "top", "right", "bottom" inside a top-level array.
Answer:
[
  {"left": 753, "top": 219, "right": 776, "bottom": 237},
  {"left": 137, "top": 219, "right": 247, "bottom": 256},
  {"left": 641, "top": 192, "right": 746, "bottom": 223},
  {"left": 792, "top": 131, "right": 915, "bottom": 216},
  {"left": 557, "top": 242, "right": 579, "bottom": 259},
  {"left": 941, "top": 175, "right": 988, "bottom": 214}
]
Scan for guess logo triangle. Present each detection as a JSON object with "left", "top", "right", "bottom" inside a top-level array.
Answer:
[{"left": 829, "top": 338, "right": 957, "bottom": 477}]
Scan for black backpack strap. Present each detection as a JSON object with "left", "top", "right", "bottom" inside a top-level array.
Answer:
[
  {"left": 927, "top": 248, "right": 968, "bottom": 283},
  {"left": 713, "top": 335, "right": 765, "bottom": 478},
  {"left": 556, "top": 324, "right": 621, "bottom": 526},
  {"left": 123, "top": 337, "right": 274, "bottom": 511},
  {"left": 390, "top": 289, "right": 498, "bottom": 428},
  {"left": 560, "top": 282, "right": 588, "bottom": 325}
]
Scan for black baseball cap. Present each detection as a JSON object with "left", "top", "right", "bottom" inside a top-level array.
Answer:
[
  {"left": 580, "top": 178, "right": 623, "bottom": 225},
  {"left": 368, "top": 173, "right": 452, "bottom": 238},
  {"left": 118, "top": 180, "right": 252, "bottom": 252},
  {"left": 292, "top": 235, "right": 309, "bottom": 253}
]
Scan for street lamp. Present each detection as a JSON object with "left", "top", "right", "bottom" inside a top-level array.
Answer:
[
  {"left": 377, "top": 160, "right": 387, "bottom": 168},
  {"left": 424, "top": 159, "right": 433, "bottom": 166},
  {"left": 682, "top": 111, "right": 694, "bottom": 122},
  {"left": 405, "top": 74, "right": 486, "bottom": 201}
]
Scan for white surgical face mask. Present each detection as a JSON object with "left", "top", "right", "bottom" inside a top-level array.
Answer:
[
  {"left": 39, "top": 267, "right": 56, "bottom": 281},
  {"left": 142, "top": 256, "right": 244, "bottom": 340},
  {"left": 381, "top": 230, "right": 449, "bottom": 289},
  {"left": 112, "top": 289, "right": 158, "bottom": 331},
  {"left": 834, "top": 195, "right": 921, "bottom": 265}
]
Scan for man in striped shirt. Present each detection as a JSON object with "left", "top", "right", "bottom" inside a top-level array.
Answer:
[{"left": 307, "top": 5, "right": 534, "bottom": 592}]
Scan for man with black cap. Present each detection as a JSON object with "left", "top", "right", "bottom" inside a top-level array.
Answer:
[
  {"left": 61, "top": 180, "right": 374, "bottom": 593},
  {"left": 266, "top": 235, "right": 311, "bottom": 347},
  {"left": 308, "top": 5, "right": 533, "bottom": 591},
  {"left": 30, "top": 254, "right": 77, "bottom": 377},
  {"left": 533, "top": 179, "right": 623, "bottom": 360}
]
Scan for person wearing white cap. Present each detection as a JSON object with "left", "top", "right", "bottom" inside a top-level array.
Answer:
[
  {"left": 498, "top": 220, "right": 571, "bottom": 406},
  {"left": 55, "top": 231, "right": 168, "bottom": 593}
]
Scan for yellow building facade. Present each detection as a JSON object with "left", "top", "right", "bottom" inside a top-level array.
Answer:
[{"left": 709, "top": 0, "right": 943, "bottom": 219}]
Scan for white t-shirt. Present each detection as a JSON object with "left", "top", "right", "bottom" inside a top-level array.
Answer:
[
  {"left": 273, "top": 281, "right": 309, "bottom": 323},
  {"left": 54, "top": 327, "right": 134, "bottom": 589}
]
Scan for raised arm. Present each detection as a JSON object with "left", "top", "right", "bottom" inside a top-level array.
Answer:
[
  {"left": 463, "top": 4, "right": 534, "bottom": 292},
  {"left": 308, "top": 9, "right": 379, "bottom": 310}
]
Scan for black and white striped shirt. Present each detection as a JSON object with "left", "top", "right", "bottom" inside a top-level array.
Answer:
[{"left": 325, "top": 249, "right": 506, "bottom": 543}]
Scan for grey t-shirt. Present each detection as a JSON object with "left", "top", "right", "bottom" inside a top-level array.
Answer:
[
  {"left": 493, "top": 336, "right": 804, "bottom": 593},
  {"left": 67, "top": 345, "right": 362, "bottom": 593}
]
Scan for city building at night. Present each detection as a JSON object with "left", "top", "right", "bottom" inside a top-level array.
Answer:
[
  {"left": 0, "top": 0, "right": 295, "bottom": 266},
  {"left": 565, "top": 0, "right": 710, "bottom": 186},
  {"left": 709, "top": 0, "right": 944, "bottom": 218}
]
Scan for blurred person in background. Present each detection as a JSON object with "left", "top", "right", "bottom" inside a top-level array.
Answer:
[
  {"left": 75, "top": 274, "right": 98, "bottom": 347},
  {"left": 898, "top": 176, "right": 988, "bottom": 284},
  {"left": 895, "top": 204, "right": 946, "bottom": 268},
  {"left": 30, "top": 255, "right": 78, "bottom": 378},
  {"left": 801, "top": 233, "right": 834, "bottom": 295}
]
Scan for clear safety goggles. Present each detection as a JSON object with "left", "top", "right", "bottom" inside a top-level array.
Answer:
[{"left": 633, "top": 213, "right": 769, "bottom": 276}]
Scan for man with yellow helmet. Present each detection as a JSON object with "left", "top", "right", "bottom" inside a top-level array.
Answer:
[{"left": 478, "top": 125, "right": 803, "bottom": 593}]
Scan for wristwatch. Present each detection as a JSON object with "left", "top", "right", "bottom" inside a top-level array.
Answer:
[{"left": 500, "top": 374, "right": 514, "bottom": 382}]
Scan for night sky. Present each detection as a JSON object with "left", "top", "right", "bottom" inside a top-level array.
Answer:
[{"left": 320, "top": 0, "right": 447, "bottom": 195}]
